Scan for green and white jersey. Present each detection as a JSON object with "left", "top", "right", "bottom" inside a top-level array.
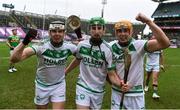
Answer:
[
  {"left": 109, "top": 39, "right": 148, "bottom": 96},
  {"left": 146, "top": 50, "right": 160, "bottom": 66},
  {"left": 7, "top": 35, "right": 20, "bottom": 50},
  {"left": 76, "top": 39, "right": 115, "bottom": 93},
  {"left": 31, "top": 41, "right": 77, "bottom": 87}
]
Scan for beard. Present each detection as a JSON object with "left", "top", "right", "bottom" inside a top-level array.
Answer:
[
  {"left": 50, "top": 38, "right": 63, "bottom": 47},
  {"left": 90, "top": 37, "right": 102, "bottom": 46}
]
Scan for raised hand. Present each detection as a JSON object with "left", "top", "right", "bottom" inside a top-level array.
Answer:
[
  {"left": 135, "top": 13, "right": 152, "bottom": 24},
  {"left": 23, "top": 29, "right": 37, "bottom": 45}
]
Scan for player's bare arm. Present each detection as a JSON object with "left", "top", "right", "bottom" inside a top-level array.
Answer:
[
  {"left": 136, "top": 13, "right": 170, "bottom": 52},
  {"left": 65, "top": 58, "right": 81, "bottom": 75},
  {"left": 10, "top": 43, "right": 35, "bottom": 63},
  {"left": 108, "top": 70, "right": 123, "bottom": 87},
  {"left": 6, "top": 40, "right": 14, "bottom": 49}
]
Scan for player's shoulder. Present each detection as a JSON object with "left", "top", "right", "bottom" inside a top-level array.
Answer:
[
  {"left": 131, "top": 39, "right": 148, "bottom": 47},
  {"left": 63, "top": 41, "right": 77, "bottom": 48},
  {"left": 17, "top": 35, "right": 21, "bottom": 38},
  {"left": 81, "top": 39, "right": 89, "bottom": 43},
  {"left": 82, "top": 34, "right": 91, "bottom": 40},
  {"left": 101, "top": 40, "right": 111, "bottom": 48},
  {"left": 77, "top": 39, "right": 89, "bottom": 46},
  {"left": 33, "top": 39, "right": 50, "bottom": 48},
  {"left": 63, "top": 40, "right": 73, "bottom": 45},
  {"left": 133, "top": 39, "right": 147, "bottom": 44},
  {"left": 108, "top": 40, "right": 118, "bottom": 46},
  {"left": 31, "top": 40, "right": 50, "bottom": 52},
  {"left": 8, "top": 35, "right": 13, "bottom": 38}
]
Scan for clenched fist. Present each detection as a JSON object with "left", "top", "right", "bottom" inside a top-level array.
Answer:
[
  {"left": 23, "top": 29, "right": 37, "bottom": 45},
  {"left": 136, "top": 13, "right": 152, "bottom": 24}
]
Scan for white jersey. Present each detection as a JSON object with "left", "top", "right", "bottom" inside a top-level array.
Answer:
[
  {"left": 109, "top": 39, "right": 147, "bottom": 96},
  {"left": 31, "top": 40, "right": 77, "bottom": 87},
  {"left": 76, "top": 39, "right": 115, "bottom": 93},
  {"left": 146, "top": 51, "right": 161, "bottom": 66}
]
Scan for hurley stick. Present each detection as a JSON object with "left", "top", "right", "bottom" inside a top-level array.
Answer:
[{"left": 120, "top": 48, "right": 131, "bottom": 109}]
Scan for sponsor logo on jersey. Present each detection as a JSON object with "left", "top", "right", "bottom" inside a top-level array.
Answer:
[
  {"left": 42, "top": 49, "right": 71, "bottom": 65},
  {"left": 79, "top": 46, "right": 104, "bottom": 68}
]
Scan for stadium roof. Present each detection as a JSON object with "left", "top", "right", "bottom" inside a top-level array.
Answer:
[
  {"left": 152, "top": 0, "right": 179, "bottom": 3},
  {"left": 152, "top": 0, "right": 169, "bottom": 2},
  {"left": 152, "top": 1, "right": 180, "bottom": 18}
]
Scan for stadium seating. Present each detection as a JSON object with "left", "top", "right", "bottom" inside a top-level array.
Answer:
[
  {"left": 152, "top": 1, "right": 180, "bottom": 47},
  {"left": 0, "top": 9, "right": 145, "bottom": 42}
]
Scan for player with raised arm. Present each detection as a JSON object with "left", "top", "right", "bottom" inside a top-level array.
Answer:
[
  {"left": 109, "top": 13, "right": 170, "bottom": 109},
  {"left": 10, "top": 21, "right": 77, "bottom": 109}
]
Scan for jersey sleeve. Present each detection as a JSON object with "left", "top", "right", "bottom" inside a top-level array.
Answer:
[
  {"left": 68, "top": 43, "right": 77, "bottom": 56},
  {"left": 105, "top": 46, "right": 116, "bottom": 72},
  {"left": 30, "top": 44, "right": 40, "bottom": 55},
  {"left": 134, "top": 40, "right": 148, "bottom": 54},
  {"left": 108, "top": 40, "right": 117, "bottom": 46}
]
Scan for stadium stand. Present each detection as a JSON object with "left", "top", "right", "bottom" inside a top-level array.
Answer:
[
  {"left": 0, "top": 9, "right": 145, "bottom": 42},
  {"left": 152, "top": 0, "right": 180, "bottom": 47}
]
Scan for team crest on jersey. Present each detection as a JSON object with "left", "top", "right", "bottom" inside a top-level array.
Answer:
[{"left": 80, "top": 94, "right": 85, "bottom": 100}]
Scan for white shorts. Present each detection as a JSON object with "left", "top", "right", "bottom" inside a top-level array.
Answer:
[
  {"left": 111, "top": 89, "right": 145, "bottom": 109},
  {"left": 76, "top": 85, "right": 104, "bottom": 109},
  {"left": 146, "top": 64, "right": 160, "bottom": 72},
  {"left": 34, "top": 80, "right": 66, "bottom": 105}
]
